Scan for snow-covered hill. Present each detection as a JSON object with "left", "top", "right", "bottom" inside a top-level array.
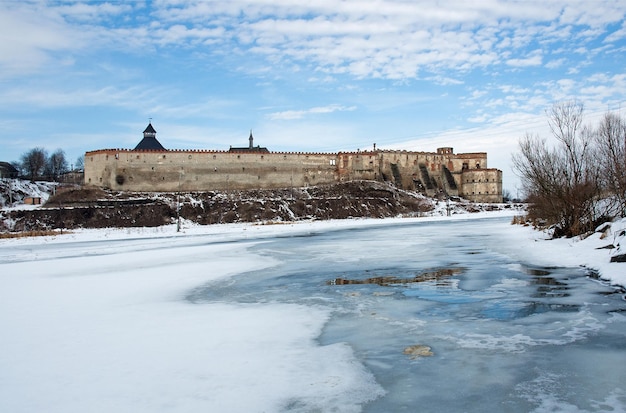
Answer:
[{"left": 0, "top": 179, "right": 58, "bottom": 209}]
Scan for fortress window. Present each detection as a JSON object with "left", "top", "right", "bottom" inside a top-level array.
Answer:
[
  {"left": 476, "top": 163, "right": 480, "bottom": 168},
  {"left": 237, "top": 155, "right": 240, "bottom": 159},
  {"left": 213, "top": 155, "right": 216, "bottom": 159},
  {"left": 261, "top": 155, "right": 264, "bottom": 159},
  {"left": 163, "top": 155, "right": 166, "bottom": 159},
  {"left": 329, "top": 159, "right": 336, "bottom": 166},
  {"left": 188, "top": 155, "right": 192, "bottom": 159}
]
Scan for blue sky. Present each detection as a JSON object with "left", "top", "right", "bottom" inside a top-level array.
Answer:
[{"left": 1, "top": 0, "right": 625, "bottom": 192}]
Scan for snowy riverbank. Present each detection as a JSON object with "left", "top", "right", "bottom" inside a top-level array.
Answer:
[{"left": 3, "top": 209, "right": 625, "bottom": 289}]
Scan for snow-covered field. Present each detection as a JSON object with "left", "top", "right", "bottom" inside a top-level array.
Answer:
[{"left": 0, "top": 211, "right": 624, "bottom": 412}]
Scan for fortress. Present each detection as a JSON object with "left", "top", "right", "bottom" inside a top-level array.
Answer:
[{"left": 85, "top": 123, "right": 503, "bottom": 203}]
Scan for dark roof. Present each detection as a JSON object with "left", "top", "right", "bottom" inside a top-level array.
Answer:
[
  {"left": 134, "top": 122, "right": 166, "bottom": 150},
  {"left": 228, "top": 131, "right": 269, "bottom": 153},
  {"left": 228, "top": 146, "right": 269, "bottom": 153},
  {"left": 143, "top": 123, "right": 157, "bottom": 134},
  {"left": 134, "top": 137, "right": 166, "bottom": 150},
  {"left": 0, "top": 161, "right": 19, "bottom": 178}
]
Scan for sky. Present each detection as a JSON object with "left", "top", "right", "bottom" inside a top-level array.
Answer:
[{"left": 1, "top": 0, "right": 625, "bottom": 193}]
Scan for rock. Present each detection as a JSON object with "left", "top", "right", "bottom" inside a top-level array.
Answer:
[
  {"left": 610, "top": 253, "right": 626, "bottom": 263},
  {"left": 403, "top": 345, "right": 434, "bottom": 359}
]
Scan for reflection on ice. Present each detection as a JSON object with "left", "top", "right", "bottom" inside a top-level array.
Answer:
[{"left": 327, "top": 267, "right": 464, "bottom": 286}]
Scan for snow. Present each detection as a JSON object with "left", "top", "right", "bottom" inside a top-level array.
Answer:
[
  {"left": 0, "top": 211, "right": 624, "bottom": 412},
  {"left": 0, "top": 179, "right": 57, "bottom": 209}
]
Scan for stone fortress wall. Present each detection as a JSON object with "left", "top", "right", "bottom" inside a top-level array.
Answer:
[{"left": 85, "top": 128, "right": 503, "bottom": 203}]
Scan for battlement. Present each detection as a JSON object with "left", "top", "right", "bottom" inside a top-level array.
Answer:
[{"left": 84, "top": 125, "right": 502, "bottom": 202}]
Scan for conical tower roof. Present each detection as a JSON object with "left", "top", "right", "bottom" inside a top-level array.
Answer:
[{"left": 134, "top": 122, "right": 166, "bottom": 150}]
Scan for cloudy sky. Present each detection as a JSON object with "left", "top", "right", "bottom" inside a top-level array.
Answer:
[{"left": 1, "top": 0, "right": 625, "bottom": 192}]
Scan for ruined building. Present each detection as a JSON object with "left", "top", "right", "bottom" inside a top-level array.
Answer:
[{"left": 85, "top": 123, "right": 503, "bottom": 202}]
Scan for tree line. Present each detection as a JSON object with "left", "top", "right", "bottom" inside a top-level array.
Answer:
[
  {"left": 513, "top": 101, "right": 626, "bottom": 238},
  {"left": 11, "top": 148, "right": 84, "bottom": 182}
]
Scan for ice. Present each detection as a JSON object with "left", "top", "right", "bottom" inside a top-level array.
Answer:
[{"left": 1, "top": 213, "right": 625, "bottom": 412}]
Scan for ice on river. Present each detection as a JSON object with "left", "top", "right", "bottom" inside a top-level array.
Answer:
[{"left": 0, "top": 214, "right": 625, "bottom": 412}]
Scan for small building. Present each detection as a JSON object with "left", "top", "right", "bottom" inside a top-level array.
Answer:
[
  {"left": 0, "top": 161, "right": 19, "bottom": 179},
  {"left": 24, "top": 196, "right": 42, "bottom": 205},
  {"left": 229, "top": 131, "right": 269, "bottom": 153}
]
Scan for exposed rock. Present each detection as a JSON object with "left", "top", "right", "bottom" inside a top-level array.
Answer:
[
  {"left": 610, "top": 253, "right": 626, "bottom": 263},
  {"left": 403, "top": 345, "right": 434, "bottom": 359}
]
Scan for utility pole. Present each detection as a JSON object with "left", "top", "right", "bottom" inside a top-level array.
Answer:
[{"left": 177, "top": 169, "right": 183, "bottom": 232}]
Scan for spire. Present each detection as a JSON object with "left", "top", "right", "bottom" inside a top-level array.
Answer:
[{"left": 249, "top": 130, "right": 254, "bottom": 149}]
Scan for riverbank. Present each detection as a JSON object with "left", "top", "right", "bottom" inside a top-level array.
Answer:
[{"left": 1, "top": 210, "right": 624, "bottom": 290}]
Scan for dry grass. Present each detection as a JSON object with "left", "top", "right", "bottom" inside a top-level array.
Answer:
[
  {"left": 511, "top": 215, "right": 529, "bottom": 226},
  {"left": 0, "top": 230, "right": 69, "bottom": 239}
]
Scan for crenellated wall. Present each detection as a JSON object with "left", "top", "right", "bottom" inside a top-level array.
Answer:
[{"left": 85, "top": 146, "right": 503, "bottom": 202}]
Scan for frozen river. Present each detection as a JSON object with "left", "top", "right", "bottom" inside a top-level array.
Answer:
[
  {"left": 1, "top": 216, "right": 625, "bottom": 412},
  {"left": 191, "top": 218, "right": 626, "bottom": 412}
]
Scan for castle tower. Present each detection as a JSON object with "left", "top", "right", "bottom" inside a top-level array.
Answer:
[{"left": 134, "top": 122, "right": 166, "bottom": 151}]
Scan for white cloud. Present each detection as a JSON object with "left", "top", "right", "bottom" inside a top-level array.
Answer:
[
  {"left": 2, "top": 0, "right": 624, "bottom": 82},
  {"left": 267, "top": 104, "right": 357, "bottom": 120},
  {"left": 604, "top": 21, "right": 626, "bottom": 43},
  {"left": 506, "top": 50, "right": 543, "bottom": 67}
]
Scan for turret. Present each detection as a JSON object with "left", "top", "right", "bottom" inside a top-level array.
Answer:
[{"left": 134, "top": 122, "right": 166, "bottom": 151}]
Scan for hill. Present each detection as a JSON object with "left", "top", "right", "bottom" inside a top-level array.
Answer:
[{"left": 1, "top": 180, "right": 514, "bottom": 232}]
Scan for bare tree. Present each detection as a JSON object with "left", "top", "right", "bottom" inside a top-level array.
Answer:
[
  {"left": 46, "top": 149, "right": 68, "bottom": 181},
  {"left": 75, "top": 155, "right": 84, "bottom": 171},
  {"left": 21, "top": 147, "right": 47, "bottom": 182},
  {"left": 513, "top": 102, "right": 602, "bottom": 237},
  {"left": 594, "top": 112, "right": 626, "bottom": 217}
]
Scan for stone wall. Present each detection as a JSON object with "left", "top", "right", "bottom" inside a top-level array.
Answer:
[
  {"left": 459, "top": 168, "right": 503, "bottom": 203},
  {"left": 85, "top": 147, "right": 503, "bottom": 202}
]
